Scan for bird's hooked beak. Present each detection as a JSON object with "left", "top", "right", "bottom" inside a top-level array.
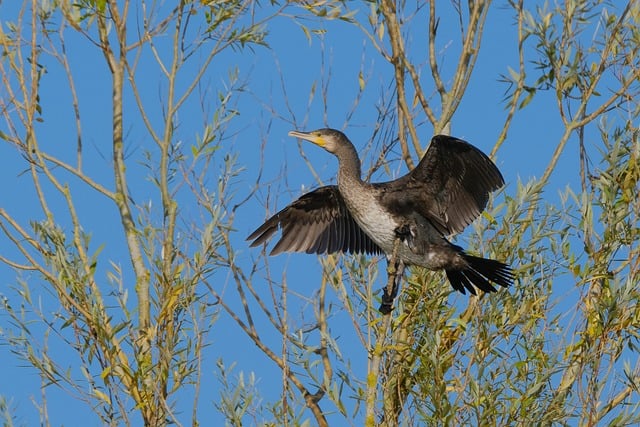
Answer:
[{"left": 288, "top": 130, "right": 326, "bottom": 148}]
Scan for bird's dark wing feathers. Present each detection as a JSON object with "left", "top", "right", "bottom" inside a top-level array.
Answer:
[
  {"left": 378, "top": 135, "right": 505, "bottom": 236},
  {"left": 247, "top": 186, "right": 383, "bottom": 256}
]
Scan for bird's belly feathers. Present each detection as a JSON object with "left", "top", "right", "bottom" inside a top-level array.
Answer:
[
  {"left": 351, "top": 202, "right": 399, "bottom": 249},
  {"left": 354, "top": 209, "right": 444, "bottom": 268},
  {"left": 343, "top": 188, "right": 459, "bottom": 270},
  {"left": 341, "top": 188, "right": 398, "bottom": 248}
]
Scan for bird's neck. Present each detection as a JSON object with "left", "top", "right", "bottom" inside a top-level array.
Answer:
[{"left": 336, "top": 145, "right": 364, "bottom": 190}]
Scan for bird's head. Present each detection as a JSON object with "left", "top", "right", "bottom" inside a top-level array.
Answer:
[{"left": 288, "top": 128, "right": 351, "bottom": 155}]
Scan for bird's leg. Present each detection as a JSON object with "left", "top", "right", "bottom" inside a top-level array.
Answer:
[{"left": 379, "top": 236, "right": 405, "bottom": 314}]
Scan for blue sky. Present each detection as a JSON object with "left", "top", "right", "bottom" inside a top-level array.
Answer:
[{"left": 0, "top": 1, "right": 624, "bottom": 425}]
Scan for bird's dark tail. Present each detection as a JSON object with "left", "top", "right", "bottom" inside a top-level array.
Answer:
[{"left": 446, "top": 253, "right": 514, "bottom": 295}]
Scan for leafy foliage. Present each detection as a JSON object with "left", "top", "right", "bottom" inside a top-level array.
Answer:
[{"left": 0, "top": 0, "right": 639, "bottom": 426}]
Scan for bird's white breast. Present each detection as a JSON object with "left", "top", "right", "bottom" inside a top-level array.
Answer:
[{"left": 340, "top": 185, "right": 399, "bottom": 252}]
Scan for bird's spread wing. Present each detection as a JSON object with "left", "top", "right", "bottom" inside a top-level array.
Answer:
[
  {"left": 380, "top": 135, "right": 505, "bottom": 236},
  {"left": 247, "top": 186, "right": 383, "bottom": 255}
]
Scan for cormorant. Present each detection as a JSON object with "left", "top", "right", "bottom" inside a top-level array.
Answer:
[{"left": 248, "top": 128, "right": 513, "bottom": 313}]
